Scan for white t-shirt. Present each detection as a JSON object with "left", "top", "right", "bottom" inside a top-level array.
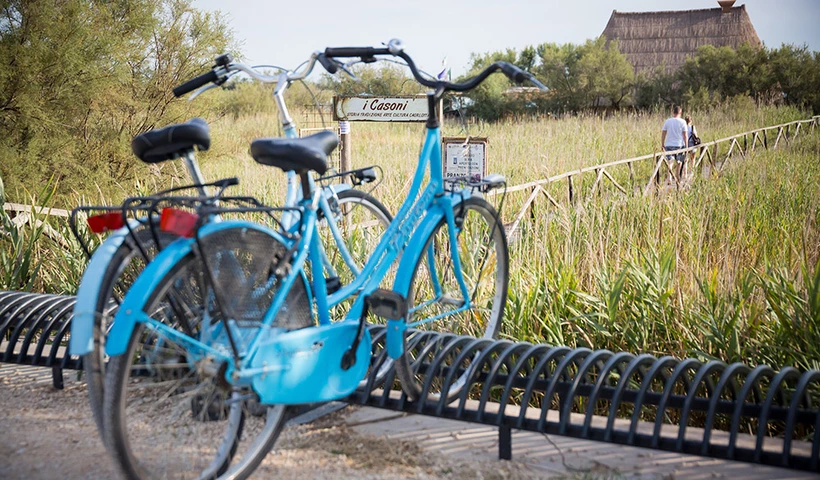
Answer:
[{"left": 663, "top": 117, "right": 688, "bottom": 148}]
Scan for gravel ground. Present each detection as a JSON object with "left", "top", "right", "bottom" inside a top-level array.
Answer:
[{"left": 0, "top": 366, "right": 535, "bottom": 479}]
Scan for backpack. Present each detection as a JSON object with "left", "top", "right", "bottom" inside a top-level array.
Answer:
[{"left": 689, "top": 126, "right": 702, "bottom": 146}]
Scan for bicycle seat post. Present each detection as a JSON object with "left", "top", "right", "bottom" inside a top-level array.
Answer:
[{"left": 181, "top": 150, "right": 209, "bottom": 196}]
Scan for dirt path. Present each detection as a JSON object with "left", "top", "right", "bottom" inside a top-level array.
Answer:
[{"left": 0, "top": 366, "right": 532, "bottom": 479}]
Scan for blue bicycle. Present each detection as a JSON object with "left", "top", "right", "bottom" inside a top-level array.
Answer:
[
  {"left": 99, "top": 40, "right": 545, "bottom": 479},
  {"left": 68, "top": 54, "right": 392, "bottom": 438}
]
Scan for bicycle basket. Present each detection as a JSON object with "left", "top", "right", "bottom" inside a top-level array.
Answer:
[{"left": 195, "top": 226, "right": 313, "bottom": 334}]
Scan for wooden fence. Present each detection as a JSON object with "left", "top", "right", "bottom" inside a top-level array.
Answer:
[
  {"left": 493, "top": 116, "right": 820, "bottom": 238},
  {"left": 3, "top": 116, "right": 819, "bottom": 245}
]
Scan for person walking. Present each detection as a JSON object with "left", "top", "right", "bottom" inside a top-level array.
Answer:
[
  {"left": 661, "top": 105, "right": 688, "bottom": 182},
  {"left": 685, "top": 115, "right": 699, "bottom": 177}
]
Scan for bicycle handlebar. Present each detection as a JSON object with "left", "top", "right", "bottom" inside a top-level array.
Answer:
[
  {"left": 323, "top": 40, "right": 548, "bottom": 93},
  {"left": 173, "top": 39, "right": 547, "bottom": 100}
]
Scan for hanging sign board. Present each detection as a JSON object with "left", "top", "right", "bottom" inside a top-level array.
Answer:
[
  {"left": 333, "top": 95, "right": 428, "bottom": 122},
  {"left": 442, "top": 137, "right": 489, "bottom": 182}
]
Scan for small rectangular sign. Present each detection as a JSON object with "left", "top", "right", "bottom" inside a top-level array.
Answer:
[
  {"left": 442, "top": 137, "right": 489, "bottom": 182},
  {"left": 333, "top": 95, "right": 428, "bottom": 122}
]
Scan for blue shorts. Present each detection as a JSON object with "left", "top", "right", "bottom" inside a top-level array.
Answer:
[{"left": 664, "top": 146, "right": 685, "bottom": 163}]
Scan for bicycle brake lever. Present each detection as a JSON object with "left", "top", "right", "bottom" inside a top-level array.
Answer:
[
  {"left": 340, "top": 61, "right": 360, "bottom": 81},
  {"left": 188, "top": 83, "right": 219, "bottom": 101},
  {"left": 528, "top": 75, "right": 549, "bottom": 92}
]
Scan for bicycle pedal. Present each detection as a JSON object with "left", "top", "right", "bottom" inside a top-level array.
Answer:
[
  {"left": 326, "top": 276, "right": 342, "bottom": 294},
  {"left": 365, "top": 289, "right": 408, "bottom": 320}
]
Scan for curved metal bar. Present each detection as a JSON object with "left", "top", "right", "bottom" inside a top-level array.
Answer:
[
  {"left": 581, "top": 351, "right": 635, "bottom": 437},
  {"left": 675, "top": 360, "right": 727, "bottom": 451},
  {"left": 604, "top": 353, "right": 657, "bottom": 441},
  {"left": 628, "top": 356, "right": 679, "bottom": 443},
  {"left": 559, "top": 349, "right": 614, "bottom": 435},
  {"left": 496, "top": 344, "right": 551, "bottom": 425},
  {"left": 651, "top": 358, "right": 703, "bottom": 448},
  {"left": 782, "top": 371, "right": 820, "bottom": 466},
  {"left": 416, "top": 335, "right": 473, "bottom": 410},
  {"left": 433, "top": 336, "right": 494, "bottom": 417},
  {"left": 4, "top": 294, "right": 64, "bottom": 360},
  {"left": 516, "top": 346, "right": 571, "bottom": 428},
  {"left": 537, "top": 348, "right": 592, "bottom": 432},
  {"left": 754, "top": 367, "right": 801, "bottom": 463},
  {"left": 701, "top": 362, "right": 751, "bottom": 456},
  {"left": 727, "top": 365, "right": 776, "bottom": 458}
]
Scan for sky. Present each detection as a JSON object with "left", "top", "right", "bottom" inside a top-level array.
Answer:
[{"left": 192, "top": 0, "right": 820, "bottom": 78}]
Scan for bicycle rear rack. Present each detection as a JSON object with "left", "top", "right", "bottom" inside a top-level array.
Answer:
[{"left": 1, "top": 291, "right": 817, "bottom": 472}]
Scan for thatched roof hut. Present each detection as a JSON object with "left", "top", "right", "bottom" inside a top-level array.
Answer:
[{"left": 601, "top": 1, "right": 761, "bottom": 75}]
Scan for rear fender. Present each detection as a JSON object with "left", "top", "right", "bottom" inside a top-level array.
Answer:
[
  {"left": 69, "top": 221, "right": 140, "bottom": 356},
  {"left": 105, "top": 221, "right": 287, "bottom": 357}
]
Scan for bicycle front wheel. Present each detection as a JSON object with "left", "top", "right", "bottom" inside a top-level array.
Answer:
[{"left": 395, "top": 196, "right": 509, "bottom": 402}]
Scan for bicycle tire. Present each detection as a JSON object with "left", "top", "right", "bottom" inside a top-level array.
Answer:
[
  {"left": 83, "top": 227, "right": 176, "bottom": 438},
  {"left": 103, "top": 228, "right": 305, "bottom": 480},
  {"left": 394, "top": 196, "right": 509, "bottom": 403}
]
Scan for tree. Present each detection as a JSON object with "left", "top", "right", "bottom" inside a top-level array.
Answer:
[
  {"left": 0, "top": 0, "right": 235, "bottom": 203},
  {"left": 320, "top": 63, "right": 424, "bottom": 96}
]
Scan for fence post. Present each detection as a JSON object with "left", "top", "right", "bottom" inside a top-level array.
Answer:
[
  {"left": 339, "top": 121, "right": 351, "bottom": 173},
  {"left": 763, "top": 129, "right": 768, "bottom": 149},
  {"left": 567, "top": 175, "right": 574, "bottom": 204}
]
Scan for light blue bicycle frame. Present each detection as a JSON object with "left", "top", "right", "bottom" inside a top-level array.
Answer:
[{"left": 102, "top": 109, "right": 479, "bottom": 380}]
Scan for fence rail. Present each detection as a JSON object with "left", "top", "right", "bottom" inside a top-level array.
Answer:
[{"left": 493, "top": 116, "right": 820, "bottom": 238}]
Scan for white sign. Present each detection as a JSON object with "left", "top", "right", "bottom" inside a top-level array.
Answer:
[
  {"left": 443, "top": 138, "right": 488, "bottom": 182},
  {"left": 334, "top": 96, "right": 428, "bottom": 122}
]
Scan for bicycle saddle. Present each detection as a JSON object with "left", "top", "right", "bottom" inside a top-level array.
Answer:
[
  {"left": 250, "top": 131, "right": 337, "bottom": 175},
  {"left": 131, "top": 118, "right": 211, "bottom": 164}
]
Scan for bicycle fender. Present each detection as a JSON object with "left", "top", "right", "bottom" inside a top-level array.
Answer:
[
  {"left": 386, "top": 194, "right": 474, "bottom": 359},
  {"left": 385, "top": 206, "right": 445, "bottom": 360},
  {"left": 326, "top": 183, "right": 352, "bottom": 196},
  {"left": 105, "top": 236, "right": 195, "bottom": 357},
  {"left": 105, "top": 220, "right": 286, "bottom": 357},
  {"left": 69, "top": 222, "right": 140, "bottom": 356}
]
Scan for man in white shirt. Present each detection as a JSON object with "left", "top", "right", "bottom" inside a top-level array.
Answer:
[{"left": 661, "top": 105, "right": 688, "bottom": 181}]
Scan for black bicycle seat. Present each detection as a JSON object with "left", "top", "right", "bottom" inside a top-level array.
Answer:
[
  {"left": 131, "top": 118, "right": 210, "bottom": 164},
  {"left": 250, "top": 131, "right": 338, "bottom": 175}
]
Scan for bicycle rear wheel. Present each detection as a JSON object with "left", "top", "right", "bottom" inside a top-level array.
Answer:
[
  {"left": 103, "top": 228, "right": 310, "bottom": 479},
  {"left": 395, "top": 196, "right": 508, "bottom": 402},
  {"left": 83, "top": 227, "right": 176, "bottom": 437},
  {"left": 319, "top": 188, "right": 392, "bottom": 285}
]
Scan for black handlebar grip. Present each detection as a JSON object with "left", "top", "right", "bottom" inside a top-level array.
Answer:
[
  {"left": 324, "top": 46, "right": 390, "bottom": 58},
  {"left": 172, "top": 70, "right": 220, "bottom": 97},
  {"left": 499, "top": 63, "right": 529, "bottom": 84},
  {"left": 317, "top": 54, "right": 339, "bottom": 74}
]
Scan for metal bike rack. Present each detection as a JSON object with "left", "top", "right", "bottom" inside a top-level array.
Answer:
[
  {"left": 1, "top": 291, "right": 818, "bottom": 472},
  {"left": 351, "top": 326, "right": 820, "bottom": 473},
  {"left": 0, "top": 291, "right": 80, "bottom": 389}
]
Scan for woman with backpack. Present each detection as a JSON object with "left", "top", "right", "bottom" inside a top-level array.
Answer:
[{"left": 685, "top": 115, "right": 701, "bottom": 179}]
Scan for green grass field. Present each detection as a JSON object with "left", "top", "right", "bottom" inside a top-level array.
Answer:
[{"left": 2, "top": 104, "right": 817, "bottom": 371}]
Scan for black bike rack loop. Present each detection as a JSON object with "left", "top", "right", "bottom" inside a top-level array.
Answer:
[
  {"left": 0, "top": 291, "right": 82, "bottom": 389},
  {"left": 1, "top": 291, "right": 818, "bottom": 472}
]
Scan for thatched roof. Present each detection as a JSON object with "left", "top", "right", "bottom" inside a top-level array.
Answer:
[{"left": 601, "top": 3, "right": 761, "bottom": 75}]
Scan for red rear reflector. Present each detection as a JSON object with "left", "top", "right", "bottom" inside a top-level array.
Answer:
[
  {"left": 160, "top": 208, "right": 199, "bottom": 238},
  {"left": 86, "top": 212, "right": 124, "bottom": 234}
]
